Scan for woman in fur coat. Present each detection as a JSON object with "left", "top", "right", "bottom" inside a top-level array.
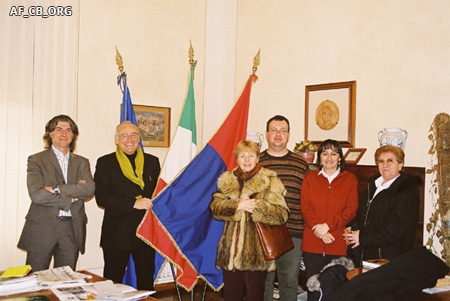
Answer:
[{"left": 210, "top": 140, "right": 289, "bottom": 301}]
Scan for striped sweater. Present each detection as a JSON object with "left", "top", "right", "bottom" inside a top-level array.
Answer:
[{"left": 259, "top": 150, "right": 309, "bottom": 238}]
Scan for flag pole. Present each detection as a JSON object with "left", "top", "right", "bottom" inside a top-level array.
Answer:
[
  {"left": 114, "top": 47, "right": 141, "bottom": 289},
  {"left": 253, "top": 48, "right": 260, "bottom": 74},
  {"left": 115, "top": 46, "right": 124, "bottom": 73},
  {"left": 115, "top": 46, "right": 126, "bottom": 95},
  {"left": 189, "top": 40, "right": 194, "bottom": 67},
  {"left": 115, "top": 46, "right": 127, "bottom": 92},
  {"left": 167, "top": 42, "right": 197, "bottom": 301},
  {"left": 188, "top": 42, "right": 206, "bottom": 301}
]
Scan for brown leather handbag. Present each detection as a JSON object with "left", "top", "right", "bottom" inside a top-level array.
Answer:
[{"left": 255, "top": 222, "right": 294, "bottom": 260}]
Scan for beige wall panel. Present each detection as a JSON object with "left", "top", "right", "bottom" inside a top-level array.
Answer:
[
  {"left": 77, "top": 0, "right": 207, "bottom": 270},
  {"left": 235, "top": 0, "right": 450, "bottom": 254}
]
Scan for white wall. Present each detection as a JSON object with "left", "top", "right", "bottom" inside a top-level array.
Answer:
[
  {"left": 235, "top": 0, "right": 450, "bottom": 255},
  {"left": 0, "top": 0, "right": 80, "bottom": 269},
  {"left": 1, "top": 0, "right": 448, "bottom": 271},
  {"left": 76, "top": 0, "right": 209, "bottom": 270}
]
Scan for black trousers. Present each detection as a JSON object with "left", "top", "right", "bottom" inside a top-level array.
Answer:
[
  {"left": 102, "top": 239, "right": 155, "bottom": 290},
  {"left": 223, "top": 270, "right": 267, "bottom": 301}
]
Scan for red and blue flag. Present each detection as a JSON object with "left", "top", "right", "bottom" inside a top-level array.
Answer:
[{"left": 137, "top": 73, "right": 258, "bottom": 291}]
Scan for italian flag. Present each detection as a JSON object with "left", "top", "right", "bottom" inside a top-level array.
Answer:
[
  {"left": 154, "top": 61, "right": 197, "bottom": 194},
  {"left": 144, "top": 62, "right": 198, "bottom": 284}
]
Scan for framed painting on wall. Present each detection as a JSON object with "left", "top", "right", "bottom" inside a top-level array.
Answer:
[
  {"left": 305, "top": 81, "right": 356, "bottom": 148},
  {"left": 344, "top": 148, "right": 366, "bottom": 165},
  {"left": 132, "top": 105, "right": 171, "bottom": 147}
]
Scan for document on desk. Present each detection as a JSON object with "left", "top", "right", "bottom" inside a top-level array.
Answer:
[
  {"left": 34, "top": 266, "right": 91, "bottom": 287},
  {"left": 0, "top": 274, "right": 41, "bottom": 296},
  {"left": 50, "top": 280, "right": 156, "bottom": 300},
  {"left": 95, "top": 280, "right": 156, "bottom": 300}
]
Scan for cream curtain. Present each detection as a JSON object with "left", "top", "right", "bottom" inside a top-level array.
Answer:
[{"left": 0, "top": 0, "right": 79, "bottom": 269}]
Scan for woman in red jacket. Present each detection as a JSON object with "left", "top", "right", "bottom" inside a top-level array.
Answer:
[{"left": 301, "top": 139, "right": 359, "bottom": 286}]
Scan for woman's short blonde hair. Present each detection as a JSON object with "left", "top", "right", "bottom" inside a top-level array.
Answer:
[
  {"left": 234, "top": 140, "right": 260, "bottom": 158},
  {"left": 374, "top": 145, "right": 405, "bottom": 164}
]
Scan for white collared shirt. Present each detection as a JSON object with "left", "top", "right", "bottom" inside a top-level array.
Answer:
[
  {"left": 318, "top": 167, "right": 341, "bottom": 183},
  {"left": 52, "top": 145, "right": 69, "bottom": 183},
  {"left": 52, "top": 145, "right": 71, "bottom": 217},
  {"left": 373, "top": 174, "right": 400, "bottom": 198}
]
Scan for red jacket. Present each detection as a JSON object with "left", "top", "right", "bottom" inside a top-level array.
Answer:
[{"left": 301, "top": 170, "right": 358, "bottom": 255}]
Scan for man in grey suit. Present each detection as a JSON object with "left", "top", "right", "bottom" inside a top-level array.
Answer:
[{"left": 17, "top": 114, "right": 95, "bottom": 272}]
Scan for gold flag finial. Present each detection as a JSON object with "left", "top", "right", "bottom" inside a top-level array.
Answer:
[
  {"left": 189, "top": 40, "right": 195, "bottom": 66},
  {"left": 252, "top": 49, "right": 260, "bottom": 74},
  {"left": 115, "top": 46, "right": 124, "bottom": 73}
]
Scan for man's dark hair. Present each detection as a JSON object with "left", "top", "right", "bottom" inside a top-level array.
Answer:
[
  {"left": 43, "top": 114, "right": 79, "bottom": 152},
  {"left": 266, "top": 115, "right": 290, "bottom": 132}
]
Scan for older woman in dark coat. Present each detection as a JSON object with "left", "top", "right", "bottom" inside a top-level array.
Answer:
[{"left": 343, "top": 145, "right": 421, "bottom": 266}]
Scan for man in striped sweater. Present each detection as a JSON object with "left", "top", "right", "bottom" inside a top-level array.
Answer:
[{"left": 261, "top": 115, "right": 310, "bottom": 301}]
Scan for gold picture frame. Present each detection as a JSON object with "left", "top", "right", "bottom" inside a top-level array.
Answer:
[
  {"left": 133, "top": 105, "right": 171, "bottom": 147},
  {"left": 305, "top": 81, "right": 356, "bottom": 148},
  {"left": 344, "top": 148, "right": 366, "bottom": 165}
]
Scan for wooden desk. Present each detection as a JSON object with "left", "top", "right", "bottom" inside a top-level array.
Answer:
[{"left": 0, "top": 270, "right": 158, "bottom": 301}]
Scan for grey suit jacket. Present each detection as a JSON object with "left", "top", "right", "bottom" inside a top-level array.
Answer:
[{"left": 17, "top": 149, "right": 95, "bottom": 254}]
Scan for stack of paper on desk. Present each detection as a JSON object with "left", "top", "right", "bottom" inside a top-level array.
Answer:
[
  {"left": 34, "top": 266, "right": 91, "bottom": 287},
  {"left": 0, "top": 266, "right": 153, "bottom": 300},
  {"left": 0, "top": 274, "right": 40, "bottom": 296},
  {"left": 50, "top": 280, "right": 155, "bottom": 301},
  {"left": 0, "top": 266, "right": 95, "bottom": 297}
]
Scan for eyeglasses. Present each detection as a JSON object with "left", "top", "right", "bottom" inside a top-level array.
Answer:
[
  {"left": 268, "top": 129, "right": 289, "bottom": 135},
  {"left": 117, "top": 133, "right": 140, "bottom": 140},
  {"left": 377, "top": 158, "right": 398, "bottom": 165}
]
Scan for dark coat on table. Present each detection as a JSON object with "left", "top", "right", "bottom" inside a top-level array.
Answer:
[{"left": 335, "top": 246, "right": 450, "bottom": 301}]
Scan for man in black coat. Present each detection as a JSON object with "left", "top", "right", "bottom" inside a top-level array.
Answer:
[{"left": 95, "top": 121, "right": 160, "bottom": 290}]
